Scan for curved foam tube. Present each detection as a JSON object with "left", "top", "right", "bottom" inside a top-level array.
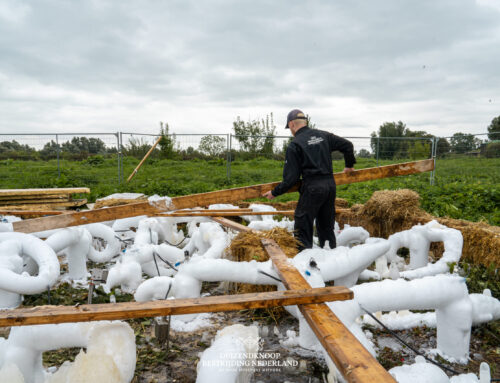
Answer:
[
  {"left": 134, "top": 258, "right": 279, "bottom": 301},
  {"left": 134, "top": 276, "right": 173, "bottom": 301},
  {"left": 294, "top": 239, "right": 390, "bottom": 287},
  {"left": 401, "top": 221, "right": 463, "bottom": 279},
  {"left": 0, "top": 233, "right": 60, "bottom": 308},
  {"left": 183, "top": 222, "right": 229, "bottom": 259},
  {"left": 45, "top": 228, "right": 92, "bottom": 280},
  {"left": 389, "top": 356, "right": 491, "bottom": 383},
  {"left": 86, "top": 223, "right": 121, "bottom": 263},
  {"left": 0, "top": 321, "right": 135, "bottom": 383},
  {"left": 381, "top": 220, "right": 463, "bottom": 279},
  {"left": 340, "top": 275, "right": 474, "bottom": 361},
  {"left": 336, "top": 226, "right": 369, "bottom": 247},
  {"left": 104, "top": 259, "right": 142, "bottom": 293}
]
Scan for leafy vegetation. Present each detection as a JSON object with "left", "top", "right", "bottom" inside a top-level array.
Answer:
[{"left": 0, "top": 156, "right": 498, "bottom": 225}]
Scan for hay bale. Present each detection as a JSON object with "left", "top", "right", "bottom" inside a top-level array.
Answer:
[
  {"left": 353, "top": 189, "right": 432, "bottom": 237},
  {"left": 335, "top": 189, "right": 499, "bottom": 267},
  {"left": 229, "top": 227, "right": 299, "bottom": 262},
  {"left": 435, "top": 218, "right": 500, "bottom": 266}
]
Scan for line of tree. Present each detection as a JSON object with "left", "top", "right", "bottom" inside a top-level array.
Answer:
[{"left": 1, "top": 115, "right": 498, "bottom": 161}]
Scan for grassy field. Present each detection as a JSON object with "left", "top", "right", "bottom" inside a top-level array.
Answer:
[{"left": 1, "top": 156, "right": 499, "bottom": 225}]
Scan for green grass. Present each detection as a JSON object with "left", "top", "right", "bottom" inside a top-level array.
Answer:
[{"left": 0, "top": 156, "right": 498, "bottom": 225}]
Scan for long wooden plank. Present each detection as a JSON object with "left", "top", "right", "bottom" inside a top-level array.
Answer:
[
  {"left": 0, "top": 198, "right": 71, "bottom": 205},
  {"left": 3, "top": 199, "right": 87, "bottom": 211},
  {"left": 0, "top": 188, "right": 90, "bottom": 197},
  {"left": 176, "top": 208, "right": 253, "bottom": 213},
  {"left": 12, "top": 160, "right": 433, "bottom": 234},
  {"left": 210, "top": 217, "right": 256, "bottom": 232},
  {"left": 0, "top": 210, "right": 65, "bottom": 217},
  {"left": 0, "top": 194, "right": 70, "bottom": 201},
  {"left": 261, "top": 239, "right": 396, "bottom": 383},
  {"left": 0, "top": 286, "right": 352, "bottom": 327},
  {"left": 156, "top": 210, "right": 296, "bottom": 217}
]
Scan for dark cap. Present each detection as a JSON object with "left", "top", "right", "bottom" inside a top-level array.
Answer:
[{"left": 285, "top": 109, "right": 307, "bottom": 129}]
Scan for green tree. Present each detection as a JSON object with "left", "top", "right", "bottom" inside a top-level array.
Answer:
[
  {"left": 450, "top": 133, "right": 481, "bottom": 154},
  {"left": 61, "top": 137, "right": 106, "bottom": 155},
  {"left": 39, "top": 140, "right": 60, "bottom": 159},
  {"left": 199, "top": 135, "right": 226, "bottom": 157},
  {"left": 408, "top": 140, "right": 431, "bottom": 159},
  {"left": 370, "top": 121, "right": 408, "bottom": 159},
  {"left": 158, "top": 122, "right": 176, "bottom": 159},
  {"left": 436, "top": 138, "right": 451, "bottom": 157},
  {"left": 487, "top": 115, "right": 500, "bottom": 141},
  {"left": 357, "top": 148, "right": 372, "bottom": 158},
  {"left": 233, "top": 113, "right": 276, "bottom": 155}
]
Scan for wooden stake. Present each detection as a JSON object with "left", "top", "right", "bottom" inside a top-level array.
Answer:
[
  {"left": 126, "top": 136, "right": 162, "bottom": 183},
  {"left": 261, "top": 239, "right": 396, "bottom": 383},
  {"left": 12, "top": 159, "right": 433, "bottom": 234},
  {"left": 0, "top": 286, "right": 352, "bottom": 327}
]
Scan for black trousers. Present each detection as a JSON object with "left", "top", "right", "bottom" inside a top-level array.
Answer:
[{"left": 294, "top": 177, "right": 336, "bottom": 251}]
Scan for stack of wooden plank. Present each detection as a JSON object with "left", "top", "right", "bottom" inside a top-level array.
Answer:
[{"left": 0, "top": 188, "right": 89, "bottom": 212}]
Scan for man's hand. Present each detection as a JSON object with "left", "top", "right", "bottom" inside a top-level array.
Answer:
[
  {"left": 262, "top": 190, "right": 275, "bottom": 200},
  {"left": 343, "top": 167, "right": 354, "bottom": 173}
]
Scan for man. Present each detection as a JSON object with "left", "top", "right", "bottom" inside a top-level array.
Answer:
[{"left": 262, "top": 109, "right": 355, "bottom": 251}]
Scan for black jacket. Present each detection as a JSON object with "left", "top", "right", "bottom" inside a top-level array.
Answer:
[{"left": 272, "top": 127, "right": 356, "bottom": 197}]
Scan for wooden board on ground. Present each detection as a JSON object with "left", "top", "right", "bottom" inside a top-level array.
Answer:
[
  {"left": 261, "top": 238, "right": 396, "bottom": 383},
  {"left": 12, "top": 160, "right": 434, "bottom": 233},
  {"left": 2, "top": 199, "right": 87, "bottom": 211},
  {"left": 156, "top": 210, "right": 296, "bottom": 217},
  {"left": 210, "top": 217, "right": 256, "bottom": 232},
  {"left": 0, "top": 194, "right": 71, "bottom": 201},
  {"left": 0, "top": 198, "right": 71, "bottom": 205},
  {"left": 0, "top": 286, "right": 352, "bottom": 327},
  {"left": 0, "top": 188, "right": 90, "bottom": 197},
  {"left": 0, "top": 210, "right": 65, "bottom": 217}
]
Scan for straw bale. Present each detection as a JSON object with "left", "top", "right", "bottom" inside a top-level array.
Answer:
[
  {"left": 334, "top": 189, "right": 498, "bottom": 267},
  {"left": 435, "top": 217, "right": 500, "bottom": 266}
]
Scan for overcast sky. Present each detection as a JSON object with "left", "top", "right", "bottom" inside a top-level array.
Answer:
[{"left": 0, "top": 0, "right": 499, "bottom": 138}]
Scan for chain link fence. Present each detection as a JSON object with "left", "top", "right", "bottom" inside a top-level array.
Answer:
[{"left": 0, "top": 131, "right": 498, "bottom": 198}]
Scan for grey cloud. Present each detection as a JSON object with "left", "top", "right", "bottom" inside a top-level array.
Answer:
[{"left": 0, "top": 0, "right": 499, "bottom": 135}]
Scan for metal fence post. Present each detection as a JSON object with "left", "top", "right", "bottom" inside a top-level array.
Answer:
[
  {"left": 226, "top": 134, "right": 231, "bottom": 181},
  {"left": 376, "top": 136, "right": 380, "bottom": 166},
  {"left": 116, "top": 132, "right": 121, "bottom": 184},
  {"left": 56, "top": 134, "right": 60, "bottom": 178},
  {"left": 120, "top": 132, "right": 124, "bottom": 184}
]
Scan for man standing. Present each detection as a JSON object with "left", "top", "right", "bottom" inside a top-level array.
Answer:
[{"left": 262, "top": 109, "right": 355, "bottom": 251}]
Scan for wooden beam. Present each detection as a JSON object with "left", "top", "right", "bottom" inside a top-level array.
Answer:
[
  {"left": 0, "top": 198, "right": 71, "bottom": 205},
  {"left": 2, "top": 199, "right": 87, "bottom": 211},
  {"left": 261, "top": 239, "right": 396, "bottom": 383},
  {"left": 0, "top": 210, "right": 65, "bottom": 217},
  {"left": 175, "top": 208, "right": 253, "bottom": 213},
  {"left": 12, "top": 160, "right": 433, "bottom": 234},
  {"left": 155, "top": 210, "right": 295, "bottom": 217},
  {"left": 0, "top": 286, "right": 352, "bottom": 327},
  {"left": 210, "top": 217, "right": 255, "bottom": 232},
  {"left": 0, "top": 188, "right": 90, "bottom": 197}
]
